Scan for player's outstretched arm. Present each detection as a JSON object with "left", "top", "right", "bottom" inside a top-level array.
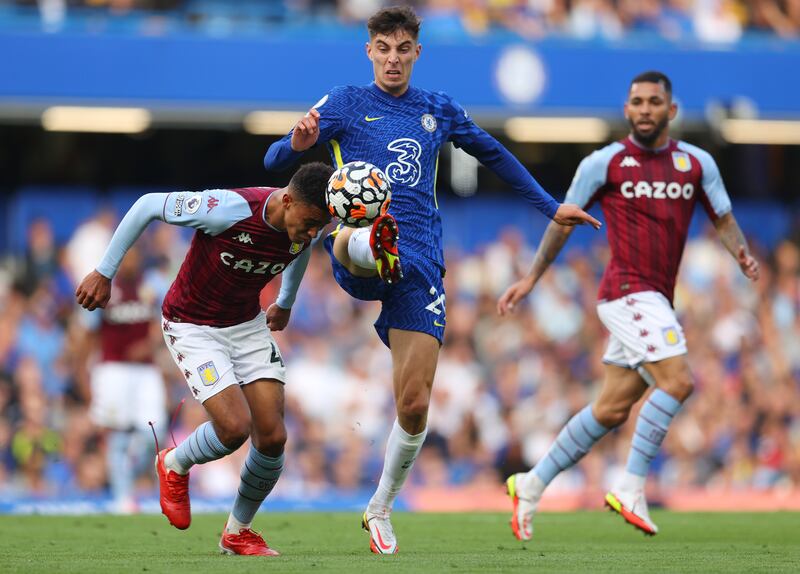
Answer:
[
  {"left": 553, "top": 203, "right": 602, "bottom": 229},
  {"left": 713, "top": 212, "right": 760, "bottom": 281},
  {"left": 75, "top": 194, "right": 168, "bottom": 311},
  {"left": 497, "top": 221, "right": 575, "bottom": 316},
  {"left": 268, "top": 242, "right": 315, "bottom": 330}
]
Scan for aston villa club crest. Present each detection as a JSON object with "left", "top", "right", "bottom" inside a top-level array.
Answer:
[
  {"left": 672, "top": 152, "right": 691, "bottom": 173},
  {"left": 289, "top": 242, "right": 303, "bottom": 255},
  {"left": 662, "top": 327, "right": 680, "bottom": 346},
  {"left": 197, "top": 361, "right": 219, "bottom": 386}
]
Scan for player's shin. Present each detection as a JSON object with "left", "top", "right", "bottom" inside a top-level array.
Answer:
[
  {"left": 368, "top": 419, "right": 427, "bottom": 513},
  {"left": 348, "top": 227, "right": 376, "bottom": 269},
  {"left": 108, "top": 430, "right": 136, "bottom": 512},
  {"left": 623, "top": 388, "right": 682, "bottom": 483},
  {"left": 171, "top": 421, "right": 235, "bottom": 473},
  {"left": 530, "top": 405, "right": 609, "bottom": 488},
  {"left": 226, "top": 448, "right": 284, "bottom": 533}
]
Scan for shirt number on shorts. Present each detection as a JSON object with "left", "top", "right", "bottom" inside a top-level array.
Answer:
[{"left": 269, "top": 343, "right": 284, "bottom": 367}]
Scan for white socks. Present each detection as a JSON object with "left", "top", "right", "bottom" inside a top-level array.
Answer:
[
  {"left": 368, "top": 419, "right": 427, "bottom": 515},
  {"left": 348, "top": 228, "right": 375, "bottom": 269},
  {"left": 617, "top": 470, "right": 647, "bottom": 493},
  {"left": 520, "top": 470, "right": 546, "bottom": 500},
  {"left": 225, "top": 514, "right": 251, "bottom": 534},
  {"left": 164, "top": 449, "right": 189, "bottom": 475}
]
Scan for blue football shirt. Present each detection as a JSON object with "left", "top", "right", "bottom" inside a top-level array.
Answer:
[{"left": 265, "top": 83, "right": 558, "bottom": 268}]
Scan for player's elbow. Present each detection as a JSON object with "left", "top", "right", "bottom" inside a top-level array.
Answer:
[{"left": 263, "top": 148, "right": 275, "bottom": 170}]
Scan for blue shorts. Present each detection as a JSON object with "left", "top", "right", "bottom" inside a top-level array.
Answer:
[{"left": 324, "top": 234, "right": 446, "bottom": 348}]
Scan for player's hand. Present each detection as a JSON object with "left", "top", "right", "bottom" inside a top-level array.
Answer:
[
  {"left": 737, "top": 245, "right": 760, "bottom": 281},
  {"left": 497, "top": 277, "right": 535, "bottom": 316},
  {"left": 75, "top": 270, "right": 112, "bottom": 311},
  {"left": 553, "top": 204, "right": 602, "bottom": 229},
  {"left": 266, "top": 303, "right": 291, "bottom": 331},
  {"left": 290, "top": 108, "right": 320, "bottom": 152}
]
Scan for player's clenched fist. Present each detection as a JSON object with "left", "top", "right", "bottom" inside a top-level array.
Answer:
[
  {"left": 266, "top": 303, "right": 291, "bottom": 331},
  {"left": 75, "top": 270, "right": 112, "bottom": 311},
  {"left": 291, "top": 108, "right": 321, "bottom": 152}
]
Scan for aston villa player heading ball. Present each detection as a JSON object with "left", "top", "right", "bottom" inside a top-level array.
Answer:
[{"left": 76, "top": 162, "right": 333, "bottom": 557}]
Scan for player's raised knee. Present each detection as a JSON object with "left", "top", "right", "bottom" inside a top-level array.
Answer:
[
  {"left": 660, "top": 373, "right": 694, "bottom": 403},
  {"left": 593, "top": 403, "right": 631, "bottom": 428},
  {"left": 214, "top": 416, "right": 252, "bottom": 450}
]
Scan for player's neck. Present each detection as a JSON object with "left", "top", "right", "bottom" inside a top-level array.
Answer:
[
  {"left": 373, "top": 80, "right": 410, "bottom": 98},
  {"left": 264, "top": 189, "right": 286, "bottom": 231},
  {"left": 628, "top": 133, "right": 670, "bottom": 152}
]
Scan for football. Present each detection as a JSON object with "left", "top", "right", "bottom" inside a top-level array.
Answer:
[{"left": 326, "top": 161, "right": 391, "bottom": 227}]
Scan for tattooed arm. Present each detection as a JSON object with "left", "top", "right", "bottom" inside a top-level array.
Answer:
[
  {"left": 713, "top": 212, "right": 760, "bottom": 281},
  {"left": 497, "top": 221, "right": 576, "bottom": 315}
]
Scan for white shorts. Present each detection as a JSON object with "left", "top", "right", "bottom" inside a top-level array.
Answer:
[
  {"left": 161, "top": 311, "right": 286, "bottom": 404},
  {"left": 90, "top": 362, "right": 166, "bottom": 431},
  {"left": 596, "top": 291, "right": 687, "bottom": 376}
]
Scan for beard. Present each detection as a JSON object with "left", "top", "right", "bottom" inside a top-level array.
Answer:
[{"left": 629, "top": 115, "right": 669, "bottom": 147}]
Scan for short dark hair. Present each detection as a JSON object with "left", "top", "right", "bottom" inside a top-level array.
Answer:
[
  {"left": 368, "top": 6, "right": 421, "bottom": 40},
  {"left": 631, "top": 70, "right": 672, "bottom": 96},
  {"left": 288, "top": 162, "right": 334, "bottom": 213}
]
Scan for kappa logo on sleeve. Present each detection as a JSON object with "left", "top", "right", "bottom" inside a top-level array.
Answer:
[{"left": 207, "top": 195, "right": 219, "bottom": 213}]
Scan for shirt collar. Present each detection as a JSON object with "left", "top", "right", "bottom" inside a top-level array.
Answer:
[{"left": 628, "top": 134, "right": 671, "bottom": 153}]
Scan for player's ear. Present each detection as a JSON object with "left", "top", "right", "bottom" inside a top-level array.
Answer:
[
  {"left": 366, "top": 41, "right": 373, "bottom": 61},
  {"left": 415, "top": 43, "right": 421, "bottom": 60},
  {"left": 669, "top": 101, "right": 678, "bottom": 121},
  {"left": 282, "top": 190, "right": 294, "bottom": 209}
]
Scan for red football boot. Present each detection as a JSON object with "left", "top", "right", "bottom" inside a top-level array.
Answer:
[
  {"left": 369, "top": 214, "right": 403, "bottom": 285},
  {"left": 219, "top": 528, "right": 281, "bottom": 557},
  {"left": 155, "top": 447, "right": 191, "bottom": 530}
]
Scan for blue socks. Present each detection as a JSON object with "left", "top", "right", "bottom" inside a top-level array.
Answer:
[
  {"left": 533, "top": 405, "right": 609, "bottom": 486},
  {"left": 626, "top": 388, "right": 682, "bottom": 477},
  {"left": 231, "top": 448, "right": 284, "bottom": 526},
  {"left": 174, "top": 421, "right": 234, "bottom": 470}
]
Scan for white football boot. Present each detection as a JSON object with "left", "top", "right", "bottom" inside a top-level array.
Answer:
[
  {"left": 362, "top": 509, "right": 399, "bottom": 554},
  {"left": 505, "top": 473, "right": 542, "bottom": 541},
  {"left": 605, "top": 489, "right": 659, "bottom": 535}
]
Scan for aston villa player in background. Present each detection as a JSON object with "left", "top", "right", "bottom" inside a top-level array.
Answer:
[
  {"left": 76, "top": 162, "right": 333, "bottom": 557},
  {"left": 498, "top": 71, "right": 759, "bottom": 540},
  {"left": 79, "top": 244, "right": 166, "bottom": 515}
]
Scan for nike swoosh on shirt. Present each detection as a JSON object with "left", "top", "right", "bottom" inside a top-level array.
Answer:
[
  {"left": 364, "top": 116, "right": 384, "bottom": 122},
  {"left": 434, "top": 320, "right": 445, "bottom": 327}
]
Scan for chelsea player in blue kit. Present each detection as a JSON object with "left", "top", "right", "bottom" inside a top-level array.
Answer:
[{"left": 264, "top": 6, "right": 600, "bottom": 554}]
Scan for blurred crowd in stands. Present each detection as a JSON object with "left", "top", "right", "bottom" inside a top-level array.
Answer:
[
  {"left": 0, "top": 203, "right": 798, "bottom": 505},
  {"left": 5, "top": 0, "right": 800, "bottom": 41}
]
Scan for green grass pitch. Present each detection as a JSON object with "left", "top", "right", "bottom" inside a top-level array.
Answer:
[{"left": 2, "top": 511, "right": 798, "bottom": 573}]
